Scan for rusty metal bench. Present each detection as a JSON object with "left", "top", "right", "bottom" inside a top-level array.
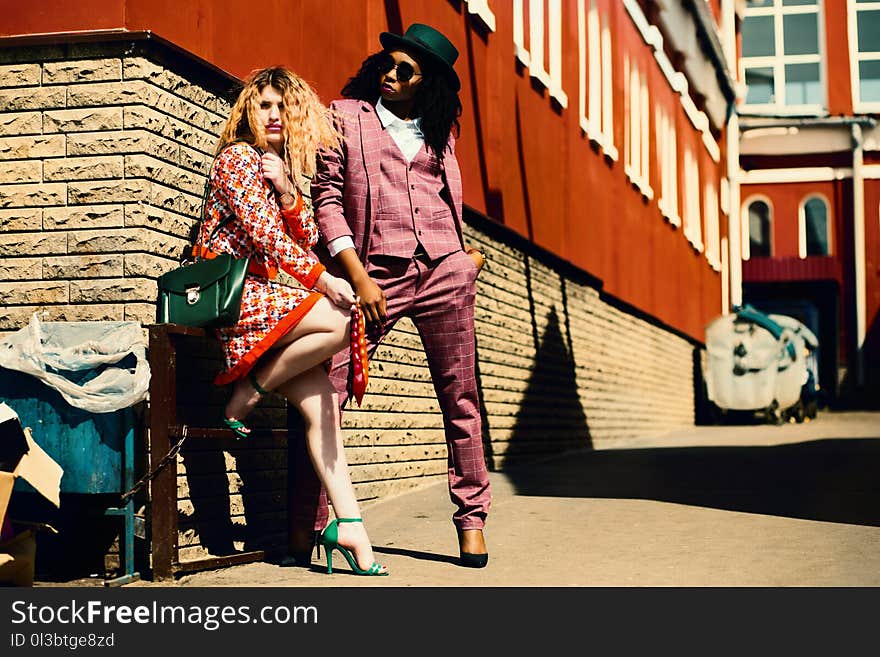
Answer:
[{"left": 146, "top": 323, "right": 296, "bottom": 580}]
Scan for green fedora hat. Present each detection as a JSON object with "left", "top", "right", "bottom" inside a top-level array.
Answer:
[{"left": 379, "top": 23, "right": 460, "bottom": 91}]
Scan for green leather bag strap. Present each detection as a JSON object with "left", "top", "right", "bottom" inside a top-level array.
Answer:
[{"left": 194, "top": 142, "right": 264, "bottom": 256}]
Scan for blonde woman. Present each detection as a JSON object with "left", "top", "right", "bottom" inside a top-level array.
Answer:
[{"left": 198, "top": 67, "right": 386, "bottom": 576}]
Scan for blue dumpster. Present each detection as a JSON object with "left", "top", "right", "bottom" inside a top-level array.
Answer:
[
  {"left": 0, "top": 368, "right": 138, "bottom": 584},
  {"left": 0, "top": 316, "right": 148, "bottom": 585}
]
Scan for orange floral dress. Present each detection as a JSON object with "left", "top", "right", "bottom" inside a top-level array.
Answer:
[{"left": 198, "top": 142, "right": 325, "bottom": 386}]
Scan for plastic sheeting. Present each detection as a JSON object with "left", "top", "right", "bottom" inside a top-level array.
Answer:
[
  {"left": 0, "top": 314, "right": 149, "bottom": 414},
  {"left": 705, "top": 306, "right": 808, "bottom": 412}
]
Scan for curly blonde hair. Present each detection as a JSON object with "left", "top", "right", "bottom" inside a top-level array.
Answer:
[{"left": 217, "top": 67, "right": 341, "bottom": 186}]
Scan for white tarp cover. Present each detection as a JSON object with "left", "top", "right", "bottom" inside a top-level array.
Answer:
[
  {"left": 705, "top": 311, "right": 808, "bottom": 412},
  {"left": 0, "top": 314, "right": 149, "bottom": 414}
]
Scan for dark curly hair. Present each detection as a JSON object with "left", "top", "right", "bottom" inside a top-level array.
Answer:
[{"left": 341, "top": 50, "right": 461, "bottom": 160}]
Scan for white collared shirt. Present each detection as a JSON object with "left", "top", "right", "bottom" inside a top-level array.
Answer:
[
  {"left": 326, "top": 99, "right": 425, "bottom": 257},
  {"left": 375, "top": 97, "right": 425, "bottom": 164}
]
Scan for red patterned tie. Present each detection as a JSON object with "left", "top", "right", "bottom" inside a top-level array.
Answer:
[{"left": 350, "top": 304, "right": 369, "bottom": 406}]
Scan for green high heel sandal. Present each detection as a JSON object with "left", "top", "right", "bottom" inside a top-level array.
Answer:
[
  {"left": 223, "top": 370, "right": 269, "bottom": 440},
  {"left": 318, "top": 518, "right": 388, "bottom": 576},
  {"left": 222, "top": 417, "right": 251, "bottom": 440}
]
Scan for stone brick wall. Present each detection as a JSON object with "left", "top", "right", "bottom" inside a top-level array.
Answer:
[
  {"left": 0, "top": 37, "right": 697, "bottom": 573},
  {"left": 0, "top": 43, "right": 229, "bottom": 335},
  {"left": 0, "top": 38, "right": 241, "bottom": 575}
]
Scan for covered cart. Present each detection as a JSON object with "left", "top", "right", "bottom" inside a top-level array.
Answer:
[{"left": 705, "top": 305, "right": 813, "bottom": 424}]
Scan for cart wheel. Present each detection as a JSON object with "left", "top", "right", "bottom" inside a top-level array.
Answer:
[
  {"left": 792, "top": 401, "right": 805, "bottom": 423},
  {"left": 707, "top": 401, "right": 723, "bottom": 425},
  {"left": 805, "top": 399, "right": 818, "bottom": 420},
  {"left": 767, "top": 402, "right": 784, "bottom": 425}
]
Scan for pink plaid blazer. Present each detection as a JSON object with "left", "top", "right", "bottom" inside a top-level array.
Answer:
[{"left": 312, "top": 99, "right": 464, "bottom": 259}]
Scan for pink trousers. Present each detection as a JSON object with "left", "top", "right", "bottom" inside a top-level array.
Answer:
[{"left": 289, "top": 249, "right": 491, "bottom": 534}]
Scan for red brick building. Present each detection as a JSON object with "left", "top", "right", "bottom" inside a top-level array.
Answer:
[
  {"left": 0, "top": 1, "right": 746, "bottom": 576},
  {"left": 737, "top": 0, "right": 880, "bottom": 405}
]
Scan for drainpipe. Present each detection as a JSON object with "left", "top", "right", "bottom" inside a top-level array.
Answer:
[
  {"left": 721, "top": 0, "right": 742, "bottom": 310},
  {"left": 727, "top": 110, "right": 742, "bottom": 310},
  {"left": 852, "top": 123, "right": 865, "bottom": 387}
]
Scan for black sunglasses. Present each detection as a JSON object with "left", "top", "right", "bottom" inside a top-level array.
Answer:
[{"left": 379, "top": 54, "right": 422, "bottom": 83}]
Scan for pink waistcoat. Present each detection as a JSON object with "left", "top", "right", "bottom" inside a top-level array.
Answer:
[
  {"left": 312, "top": 99, "right": 466, "bottom": 263},
  {"left": 369, "top": 129, "right": 461, "bottom": 260}
]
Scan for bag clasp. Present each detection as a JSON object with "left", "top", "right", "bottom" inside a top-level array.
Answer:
[{"left": 186, "top": 286, "right": 201, "bottom": 305}]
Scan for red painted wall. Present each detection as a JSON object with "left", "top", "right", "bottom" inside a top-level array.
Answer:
[
  {"left": 0, "top": 0, "right": 124, "bottom": 33},
  {"left": 824, "top": 0, "right": 854, "bottom": 116},
  {"left": 707, "top": 0, "right": 722, "bottom": 26},
  {"left": 864, "top": 179, "right": 880, "bottom": 367},
  {"left": 1, "top": 0, "right": 728, "bottom": 342}
]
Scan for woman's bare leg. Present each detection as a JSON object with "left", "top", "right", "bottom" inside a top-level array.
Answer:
[
  {"left": 224, "top": 297, "right": 349, "bottom": 423},
  {"left": 277, "top": 367, "right": 385, "bottom": 573}
]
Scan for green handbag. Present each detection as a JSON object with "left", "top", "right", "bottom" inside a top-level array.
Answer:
[
  {"left": 156, "top": 154, "right": 251, "bottom": 328},
  {"left": 156, "top": 251, "right": 249, "bottom": 328}
]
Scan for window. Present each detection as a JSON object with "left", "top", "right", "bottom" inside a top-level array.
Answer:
[
  {"left": 800, "top": 195, "right": 831, "bottom": 257},
  {"left": 741, "top": 0, "right": 824, "bottom": 111},
  {"left": 683, "top": 148, "right": 703, "bottom": 251},
  {"left": 656, "top": 105, "right": 680, "bottom": 226},
  {"left": 463, "top": 0, "right": 496, "bottom": 31},
  {"left": 850, "top": 0, "right": 880, "bottom": 107},
  {"left": 514, "top": 0, "right": 568, "bottom": 107},
  {"left": 624, "top": 55, "right": 652, "bottom": 198},
  {"left": 745, "top": 199, "right": 772, "bottom": 259},
  {"left": 577, "top": 0, "right": 616, "bottom": 158},
  {"left": 601, "top": 13, "right": 614, "bottom": 155},
  {"left": 705, "top": 182, "right": 722, "bottom": 271}
]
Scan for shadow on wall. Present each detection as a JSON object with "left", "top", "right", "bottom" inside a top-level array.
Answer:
[
  {"left": 504, "top": 437, "right": 880, "bottom": 527},
  {"left": 173, "top": 338, "right": 289, "bottom": 561},
  {"left": 474, "top": 350, "right": 496, "bottom": 471},
  {"left": 179, "top": 436, "right": 289, "bottom": 559},
  {"left": 502, "top": 305, "right": 593, "bottom": 470},
  {"left": 179, "top": 444, "right": 237, "bottom": 557}
]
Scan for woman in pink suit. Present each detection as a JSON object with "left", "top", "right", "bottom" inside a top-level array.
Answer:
[{"left": 201, "top": 66, "right": 387, "bottom": 576}]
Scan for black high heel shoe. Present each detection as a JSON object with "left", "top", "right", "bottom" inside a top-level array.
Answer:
[
  {"left": 458, "top": 528, "right": 489, "bottom": 568},
  {"left": 279, "top": 531, "right": 321, "bottom": 568}
]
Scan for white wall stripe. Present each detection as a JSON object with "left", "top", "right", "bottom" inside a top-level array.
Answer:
[{"left": 740, "top": 167, "right": 855, "bottom": 184}]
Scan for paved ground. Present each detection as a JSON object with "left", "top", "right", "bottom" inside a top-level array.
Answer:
[{"left": 109, "top": 409, "right": 880, "bottom": 588}]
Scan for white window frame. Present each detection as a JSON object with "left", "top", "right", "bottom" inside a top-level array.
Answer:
[
  {"left": 683, "top": 147, "right": 703, "bottom": 252},
  {"left": 704, "top": 180, "right": 722, "bottom": 271},
  {"left": 624, "top": 56, "right": 652, "bottom": 199},
  {"left": 577, "top": 0, "right": 616, "bottom": 159},
  {"left": 656, "top": 105, "right": 680, "bottom": 227},
  {"left": 848, "top": 0, "right": 880, "bottom": 112},
  {"left": 742, "top": 194, "right": 774, "bottom": 261},
  {"left": 514, "top": 0, "right": 531, "bottom": 66},
  {"left": 798, "top": 193, "right": 833, "bottom": 258},
  {"left": 721, "top": 235, "right": 730, "bottom": 313},
  {"left": 740, "top": 0, "right": 826, "bottom": 114},
  {"left": 463, "top": 0, "right": 496, "bottom": 32},
  {"left": 600, "top": 12, "right": 615, "bottom": 158},
  {"left": 513, "top": 0, "right": 568, "bottom": 107}
]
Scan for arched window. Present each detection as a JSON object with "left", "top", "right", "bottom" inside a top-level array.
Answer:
[
  {"left": 801, "top": 196, "right": 830, "bottom": 257},
  {"left": 748, "top": 199, "right": 772, "bottom": 258}
]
